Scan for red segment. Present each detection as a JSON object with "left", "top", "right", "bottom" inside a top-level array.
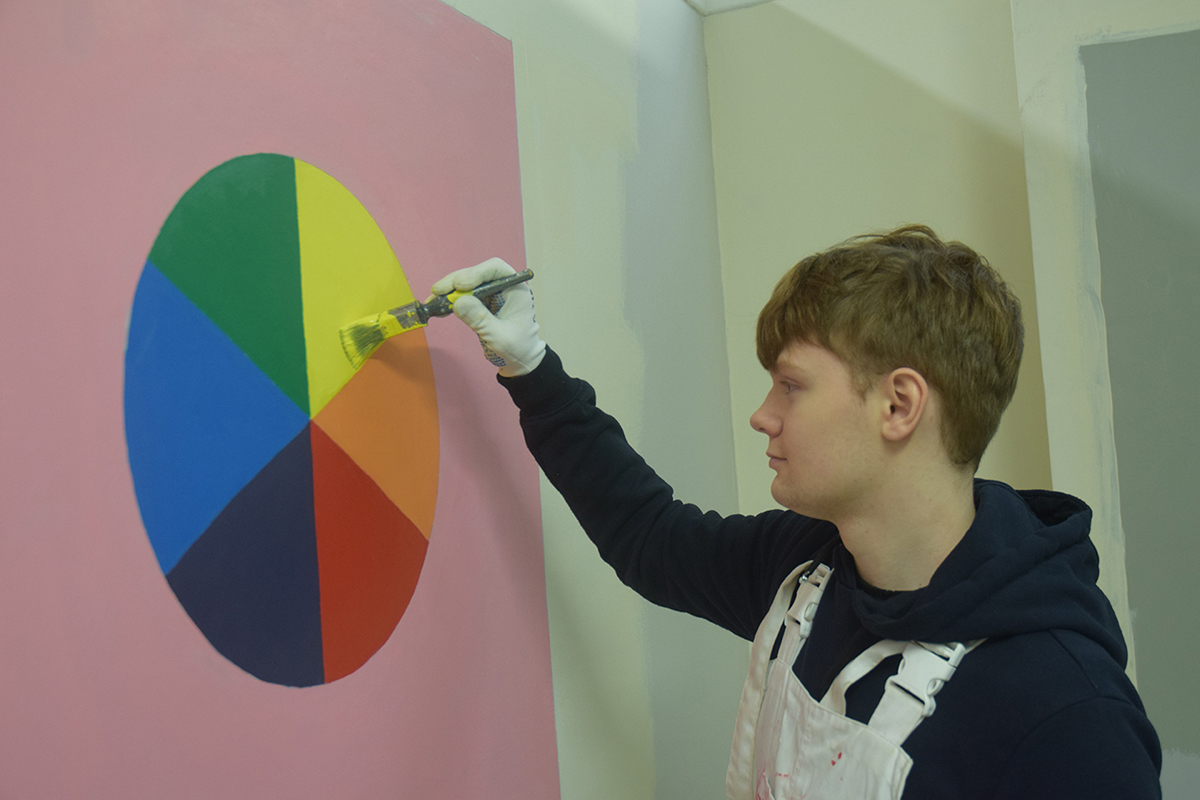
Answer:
[{"left": 311, "top": 423, "right": 428, "bottom": 682}]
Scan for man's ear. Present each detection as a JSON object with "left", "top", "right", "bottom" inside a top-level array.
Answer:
[{"left": 879, "top": 367, "right": 929, "bottom": 443}]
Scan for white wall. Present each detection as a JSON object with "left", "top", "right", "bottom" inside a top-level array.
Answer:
[{"left": 440, "top": 1, "right": 744, "bottom": 798}]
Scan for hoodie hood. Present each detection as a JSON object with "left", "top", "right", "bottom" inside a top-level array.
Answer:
[{"left": 835, "top": 479, "right": 1128, "bottom": 666}]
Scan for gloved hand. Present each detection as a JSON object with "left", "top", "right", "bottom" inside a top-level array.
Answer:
[{"left": 430, "top": 257, "right": 546, "bottom": 377}]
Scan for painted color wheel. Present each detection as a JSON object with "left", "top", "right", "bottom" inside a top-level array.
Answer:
[{"left": 124, "top": 154, "right": 438, "bottom": 686}]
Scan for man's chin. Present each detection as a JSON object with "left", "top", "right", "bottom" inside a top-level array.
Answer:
[
  {"left": 771, "top": 484, "right": 824, "bottom": 520},
  {"left": 769, "top": 481, "right": 792, "bottom": 511}
]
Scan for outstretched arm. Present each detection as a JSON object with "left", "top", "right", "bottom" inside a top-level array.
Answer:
[{"left": 431, "top": 260, "right": 834, "bottom": 639}]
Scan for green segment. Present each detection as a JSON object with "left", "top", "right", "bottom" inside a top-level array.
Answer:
[{"left": 149, "top": 153, "right": 309, "bottom": 415}]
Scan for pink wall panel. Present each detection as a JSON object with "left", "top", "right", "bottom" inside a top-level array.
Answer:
[{"left": 0, "top": 1, "right": 558, "bottom": 797}]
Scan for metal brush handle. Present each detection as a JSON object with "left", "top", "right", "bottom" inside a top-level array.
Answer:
[
  {"left": 469, "top": 268, "right": 535, "bottom": 300},
  {"left": 425, "top": 268, "right": 535, "bottom": 319}
]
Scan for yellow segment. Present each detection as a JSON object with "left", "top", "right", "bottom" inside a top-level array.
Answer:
[{"left": 295, "top": 160, "right": 416, "bottom": 416}]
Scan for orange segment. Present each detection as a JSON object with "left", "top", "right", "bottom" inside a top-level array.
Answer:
[{"left": 312, "top": 330, "right": 438, "bottom": 539}]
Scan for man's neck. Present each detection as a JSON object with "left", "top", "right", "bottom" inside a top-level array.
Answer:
[{"left": 834, "top": 468, "right": 977, "bottom": 592}]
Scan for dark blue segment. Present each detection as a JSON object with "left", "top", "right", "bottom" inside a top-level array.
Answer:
[
  {"left": 167, "top": 426, "right": 324, "bottom": 687},
  {"left": 124, "top": 262, "right": 309, "bottom": 573}
]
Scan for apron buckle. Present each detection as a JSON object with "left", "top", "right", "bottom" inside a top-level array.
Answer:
[{"left": 885, "top": 641, "right": 968, "bottom": 718}]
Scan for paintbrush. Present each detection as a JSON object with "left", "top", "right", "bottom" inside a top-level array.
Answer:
[{"left": 340, "top": 268, "right": 534, "bottom": 368}]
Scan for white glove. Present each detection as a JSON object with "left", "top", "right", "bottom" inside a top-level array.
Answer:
[{"left": 430, "top": 257, "right": 547, "bottom": 377}]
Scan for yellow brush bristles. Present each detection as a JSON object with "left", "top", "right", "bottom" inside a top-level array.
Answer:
[{"left": 340, "top": 311, "right": 403, "bottom": 369}]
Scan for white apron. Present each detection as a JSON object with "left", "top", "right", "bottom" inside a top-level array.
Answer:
[{"left": 727, "top": 563, "right": 979, "bottom": 800}]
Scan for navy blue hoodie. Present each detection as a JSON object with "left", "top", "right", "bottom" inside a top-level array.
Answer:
[{"left": 502, "top": 349, "right": 1161, "bottom": 799}]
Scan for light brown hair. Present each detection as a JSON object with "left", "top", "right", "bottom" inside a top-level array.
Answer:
[{"left": 756, "top": 225, "right": 1023, "bottom": 469}]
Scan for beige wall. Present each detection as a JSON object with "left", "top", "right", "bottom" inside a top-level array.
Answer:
[{"left": 705, "top": 0, "right": 1052, "bottom": 519}]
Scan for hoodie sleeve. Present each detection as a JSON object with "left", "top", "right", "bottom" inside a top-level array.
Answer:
[
  {"left": 498, "top": 348, "right": 832, "bottom": 640},
  {"left": 991, "top": 695, "right": 1162, "bottom": 799}
]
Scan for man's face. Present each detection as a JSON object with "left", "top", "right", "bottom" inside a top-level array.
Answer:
[{"left": 750, "top": 341, "right": 883, "bottom": 520}]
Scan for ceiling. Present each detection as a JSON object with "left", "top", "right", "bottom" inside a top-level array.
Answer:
[{"left": 683, "top": 0, "right": 775, "bottom": 16}]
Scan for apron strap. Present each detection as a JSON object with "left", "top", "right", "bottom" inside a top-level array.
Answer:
[
  {"left": 727, "top": 561, "right": 829, "bottom": 800},
  {"left": 866, "top": 639, "right": 985, "bottom": 746},
  {"left": 786, "top": 563, "right": 832, "bottom": 640},
  {"left": 819, "top": 639, "right": 908, "bottom": 716},
  {"left": 727, "top": 558, "right": 984, "bottom": 797}
]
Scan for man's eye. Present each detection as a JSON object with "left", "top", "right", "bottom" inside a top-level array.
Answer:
[{"left": 781, "top": 382, "right": 798, "bottom": 394}]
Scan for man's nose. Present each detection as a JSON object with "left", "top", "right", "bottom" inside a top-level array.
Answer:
[{"left": 750, "top": 399, "right": 777, "bottom": 436}]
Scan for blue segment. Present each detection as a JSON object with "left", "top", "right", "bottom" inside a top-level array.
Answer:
[
  {"left": 167, "top": 426, "right": 324, "bottom": 687},
  {"left": 124, "top": 262, "right": 309, "bottom": 573}
]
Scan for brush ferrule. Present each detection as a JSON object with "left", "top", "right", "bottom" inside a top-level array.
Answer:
[
  {"left": 378, "top": 312, "right": 405, "bottom": 338},
  {"left": 423, "top": 295, "right": 454, "bottom": 318}
]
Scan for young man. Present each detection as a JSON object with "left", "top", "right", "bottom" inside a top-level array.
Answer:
[{"left": 432, "top": 226, "right": 1162, "bottom": 799}]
